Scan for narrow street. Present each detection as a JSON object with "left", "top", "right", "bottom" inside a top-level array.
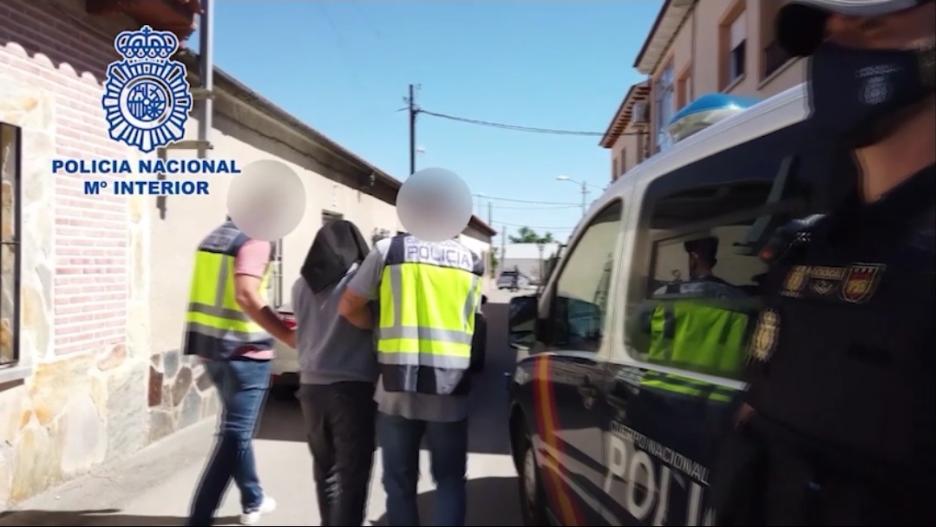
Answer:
[{"left": 0, "top": 293, "right": 524, "bottom": 526}]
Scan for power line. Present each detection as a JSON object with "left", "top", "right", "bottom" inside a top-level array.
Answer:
[
  {"left": 473, "top": 194, "right": 580, "bottom": 206},
  {"left": 420, "top": 109, "right": 650, "bottom": 138},
  {"left": 485, "top": 203, "right": 581, "bottom": 210},
  {"left": 421, "top": 109, "right": 605, "bottom": 137}
]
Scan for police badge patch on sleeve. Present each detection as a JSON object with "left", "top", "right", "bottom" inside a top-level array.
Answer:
[
  {"left": 840, "top": 263, "right": 886, "bottom": 304},
  {"left": 749, "top": 309, "right": 780, "bottom": 363},
  {"left": 781, "top": 265, "right": 809, "bottom": 297}
]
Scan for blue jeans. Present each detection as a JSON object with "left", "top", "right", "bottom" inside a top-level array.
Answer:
[
  {"left": 189, "top": 358, "right": 271, "bottom": 526},
  {"left": 379, "top": 413, "right": 467, "bottom": 526}
]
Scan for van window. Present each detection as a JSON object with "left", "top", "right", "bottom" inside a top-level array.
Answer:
[
  {"left": 628, "top": 182, "right": 780, "bottom": 380},
  {"left": 545, "top": 202, "right": 623, "bottom": 353},
  {"left": 624, "top": 117, "right": 839, "bottom": 379}
]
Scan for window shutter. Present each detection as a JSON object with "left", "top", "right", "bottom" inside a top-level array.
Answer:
[{"left": 730, "top": 13, "right": 746, "bottom": 48}]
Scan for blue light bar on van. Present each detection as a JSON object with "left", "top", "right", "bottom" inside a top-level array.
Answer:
[{"left": 667, "top": 93, "right": 760, "bottom": 143}]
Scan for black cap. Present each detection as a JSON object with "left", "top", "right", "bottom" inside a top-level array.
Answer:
[{"left": 778, "top": 0, "right": 926, "bottom": 56}]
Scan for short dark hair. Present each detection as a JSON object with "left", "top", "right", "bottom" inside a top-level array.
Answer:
[{"left": 684, "top": 236, "right": 719, "bottom": 264}]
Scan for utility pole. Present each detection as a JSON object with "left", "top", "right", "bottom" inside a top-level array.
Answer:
[
  {"left": 557, "top": 176, "right": 590, "bottom": 218},
  {"left": 408, "top": 84, "right": 417, "bottom": 175},
  {"left": 487, "top": 201, "right": 494, "bottom": 278},
  {"left": 501, "top": 224, "right": 506, "bottom": 275}
]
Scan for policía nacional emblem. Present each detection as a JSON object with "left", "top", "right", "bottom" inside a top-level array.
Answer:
[
  {"left": 750, "top": 309, "right": 780, "bottom": 362},
  {"left": 841, "top": 263, "right": 885, "bottom": 304},
  {"left": 862, "top": 75, "right": 890, "bottom": 105},
  {"left": 102, "top": 25, "right": 191, "bottom": 153}
]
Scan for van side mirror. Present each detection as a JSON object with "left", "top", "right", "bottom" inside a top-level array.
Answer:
[{"left": 508, "top": 295, "right": 538, "bottom": 350}]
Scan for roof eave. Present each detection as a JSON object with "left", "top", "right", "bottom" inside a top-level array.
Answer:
[
  {"left": 633, "top": 0, "right": 695, "bottom": 74},
  {"left": 600, "top": 82, "right": 651, "bottom": 148}
]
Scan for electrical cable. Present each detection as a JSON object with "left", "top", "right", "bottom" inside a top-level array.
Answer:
[
  {"left": 473, "top": 194, "right": 580, "bottom": 206},
  {"left": 421, "top": 109, "right": 604, "bottom": 136},
  {"left": 421, "top": 109, "right": 648, "bottom": 137},
  {"left": 485, "top": 203, "right": 581, "bottom": 210}
]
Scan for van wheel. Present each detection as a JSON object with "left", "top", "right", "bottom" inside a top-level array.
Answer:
[{"left": 517, "top": 431, "right": 548, "bottom": 526}]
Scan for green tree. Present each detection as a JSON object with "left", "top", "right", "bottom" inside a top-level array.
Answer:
[{"left": 509, "top": 227, "right": 554, "bottom": 244}]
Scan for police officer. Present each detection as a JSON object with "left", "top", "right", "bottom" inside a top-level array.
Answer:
[
  {"left": 715, "top": 1, "right": 935, "bottom": 524},
  {"left": 184, "top": 218, "right": 296, "bottom": 526},
  {"left": 339, "top": 232, "right": 484, "bottom": 526},
  {"left": 653, "top": 236, "right": 748, "bottom": 299}
]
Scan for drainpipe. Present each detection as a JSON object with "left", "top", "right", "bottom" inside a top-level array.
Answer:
[
  {"left": 197, "top": 0, "right": 214, "bottom": 159},
  {"left": 157, "top": 2, "right": 215, "bottom": 219}
]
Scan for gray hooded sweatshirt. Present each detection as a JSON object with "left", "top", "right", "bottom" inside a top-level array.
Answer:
[{"left": 291, "top": 263, "right": 377, "bottom": 385}]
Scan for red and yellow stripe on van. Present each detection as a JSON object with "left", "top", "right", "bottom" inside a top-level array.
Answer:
[{"left": 534, "top": 355, "right": 583, "bottom": 526}]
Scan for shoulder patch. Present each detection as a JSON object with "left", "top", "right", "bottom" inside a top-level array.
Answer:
[
  {"left": 840, "top": 263, "right": 886, "bottom": 304},
  {"left": 749, "top": 309, "right": 781, "bottom": 363}
]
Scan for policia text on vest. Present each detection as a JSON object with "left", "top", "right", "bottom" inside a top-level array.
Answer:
[{"left": 376, "top": 236, "right": 484, "bottom": 396}]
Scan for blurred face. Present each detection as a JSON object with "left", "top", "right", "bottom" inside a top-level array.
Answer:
[{"left": 824, "top": 2, "right": 936, "bottom": 51}]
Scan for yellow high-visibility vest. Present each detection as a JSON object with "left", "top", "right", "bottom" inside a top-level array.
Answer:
[
  {"left": 183, "top": 221, "right": 272, "bottom": 360},
  {"left": 377, "top": 235, "right": 483, "bottom": 395},
  {"left": 647, "top": 300, "right": 751, "bottom": 379}
]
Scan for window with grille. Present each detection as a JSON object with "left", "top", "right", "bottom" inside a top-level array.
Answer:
[{"left": 1, "top": 123, "right": 21, "bottom": 368}]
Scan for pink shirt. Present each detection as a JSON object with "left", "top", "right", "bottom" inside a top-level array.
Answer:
[{"left": 233, "top": 239, "right": 275, "bottom": 360}]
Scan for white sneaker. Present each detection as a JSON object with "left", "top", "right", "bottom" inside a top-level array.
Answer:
[{"left": 240, "top": 495, "right": 277, "bottom": 526}]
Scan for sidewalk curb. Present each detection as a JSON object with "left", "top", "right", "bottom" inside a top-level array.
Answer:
[{"left": 0, "top": 418, "right": 216, "bottom": 518}]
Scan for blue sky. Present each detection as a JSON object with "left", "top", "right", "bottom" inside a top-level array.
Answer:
[{"left": 190, "top": 0, "right": 662, "bottom": 243}]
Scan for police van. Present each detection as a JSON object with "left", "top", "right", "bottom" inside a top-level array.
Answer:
[{"left": 506, "top": 84, "right": 854, "bottom": 525}]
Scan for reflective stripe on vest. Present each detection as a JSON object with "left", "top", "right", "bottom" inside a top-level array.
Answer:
[
  {"left": 639, "top": 371, "right": 735, "bottom": 403},
  {"left": 647, "top": 300, "right": 750, "bottom": 379},
  {"left": 377, "top": 235, "right": 482, "bottom": 394},
  {"left": 183, "top": 222, "right": 273, "bottom": 359}
]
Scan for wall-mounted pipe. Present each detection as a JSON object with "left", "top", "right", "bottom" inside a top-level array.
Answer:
[{"left": 197, "top": 0, "right": 214, "bottom": 159}]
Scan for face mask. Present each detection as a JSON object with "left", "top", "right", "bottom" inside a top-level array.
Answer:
[{"left": 808, "top": 42, "right": 935, "bottom": 147}]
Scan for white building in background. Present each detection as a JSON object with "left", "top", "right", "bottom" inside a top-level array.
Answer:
[{"left": 500, "top": 243, "right": 562, "bottom": 283}]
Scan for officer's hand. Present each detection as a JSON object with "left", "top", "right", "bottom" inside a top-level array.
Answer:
[{"left": 283, "top": 329, "right": 297, "bottom": 349}]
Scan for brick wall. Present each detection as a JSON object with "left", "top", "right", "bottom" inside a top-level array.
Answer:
[{"left": 0, "top": 0, "right": 132, "bottom": 357}]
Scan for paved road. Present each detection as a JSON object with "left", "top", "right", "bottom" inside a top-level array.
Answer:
[{"left": 0, "top": 294, "right": 524, "bottom": 526}]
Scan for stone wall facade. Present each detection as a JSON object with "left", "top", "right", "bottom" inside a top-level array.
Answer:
[{"left": 0, "top": 0, "right": 218, "bottom": 510}]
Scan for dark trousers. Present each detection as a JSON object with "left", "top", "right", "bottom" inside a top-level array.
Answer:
[
  {"left": 189, "top": 358, "right": 270, "bottom": 526},
  {"left": 297, "top": 382, "right": 377, "bottom": 526},
  {"left": 379, "top": 413, "right": 468, "bottom": 527}
]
